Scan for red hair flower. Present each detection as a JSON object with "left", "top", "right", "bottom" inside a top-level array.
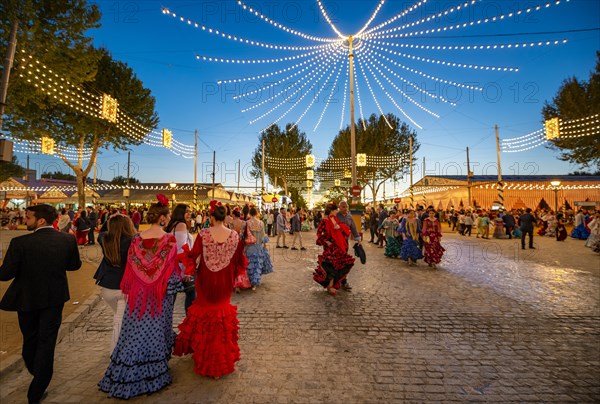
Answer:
[
  {"left": 209, "top": 200, "right": 222, "bottom": 214},
  {"left": 156, "top": 193, "right": 169, "bottom": 207}
]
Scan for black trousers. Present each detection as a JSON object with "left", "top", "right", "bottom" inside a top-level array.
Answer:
[
  {"left": 521, "top": 229, "right": 534, "bottom": 248},
  {"left": 87, "top": 227, "right": 96, "bottom": 244},
  {"left": 18, "top": 305, "right": 64, "bottom": 403}
]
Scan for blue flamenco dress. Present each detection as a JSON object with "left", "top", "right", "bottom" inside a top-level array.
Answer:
[
  {"left": 571, "top": 215, "right": 590, "bottom": 240},
  {"left": 98, "top": 234, "right": 182, "bottom": 399},
  {"left": 244, "top": 219, "right": 273, "bottom": 286},
  {"left": 399, "top": 218, "right": 423, "bottom": 262}
]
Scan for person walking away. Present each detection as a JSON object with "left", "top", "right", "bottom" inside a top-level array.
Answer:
[
  {"left": 244, "top": 207, "right": 273, "bottom": 290},
  {"left": 518, "top": 208, "right": 537, "bottom": 249},
  {"left": 0, "top": 205, "right": 81, "bottom": 404},
  {"left": 87, "top": 206, "right": 98, "bottom": 245},
  {"left": 276, "top": 207, "right": 289, "bottom": 248},
  {"left": 165, "top": 204, "right": 196, "bottom": 314},
  {"left": 173, "top": 202, "right": 248, "bottom": 378},
  {"left": 266, "top": 209, "right": 274, "bottom": 236},
  {"left": 290, "top": 208, "right": 306, "bottom": 251},
  {"left": 502, "top": 211, "right": 516, "bottom": 239},
  {"left": 93, "top": 214, "right": 136, "bottom": 352},
  {"left": 74, "top": 210, "right": 90, "bottom": 245},
  {"left": 369, "top": 207, "right": 378, "bottom": 243},
  {"left": 57, "top": 208, "right": 71, "bottom": 233},
  {"left": 556, "top": 213, "right": 568, "bottom": 242},
  {"left": 462, "top": 212, "right": 474, "bottom": 236},
  {"left": 131, "top": 208, "right": 141, "bottom": 231},
  {"left": 479, "top": 212, "right": 491, "bottom": 239},
  {"left": 98, "top": 195, "right": 183, "bottom": 399}
]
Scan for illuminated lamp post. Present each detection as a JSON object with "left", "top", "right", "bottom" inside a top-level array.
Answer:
[{"left": 550, "top": 180, "right": 561, "bottom": 213}]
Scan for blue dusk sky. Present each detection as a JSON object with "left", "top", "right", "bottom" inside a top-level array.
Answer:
[{"left": 21, "top": 0, "right": 600, "bottom": 196}]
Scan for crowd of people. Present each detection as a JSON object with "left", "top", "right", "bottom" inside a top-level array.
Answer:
[{"left": 1, "top": 197, "right": 599, "bottom": 402}]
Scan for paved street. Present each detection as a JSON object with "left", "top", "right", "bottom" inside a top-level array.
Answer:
[{"left": 0, "top": 230, "right": 599, "bottom": 403}]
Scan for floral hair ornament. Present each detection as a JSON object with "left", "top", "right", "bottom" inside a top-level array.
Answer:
[
  {"left": 208, "top": 200, "right": 222, "bottom": 215},
  {"left": 156, "top": 194, "right": 169, "bottom": 207}
]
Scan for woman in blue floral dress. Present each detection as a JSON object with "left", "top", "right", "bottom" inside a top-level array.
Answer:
[
  {"left": 399, "top": 210, "right": 423, "bottom": 266},
  {"left": 98, "top": 195, "right": 182, "bottom": 399},
  {"left": 244, "top": 207, "right": 273, "bottom": 290}
]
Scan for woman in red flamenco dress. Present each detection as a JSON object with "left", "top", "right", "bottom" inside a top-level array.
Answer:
[
  {"left": 173, "top": 202, "right": 248, "bottom": 378},
  {"left": 313, "top": 203, "right": 355, "bottom": 296},
  {"left": 422, "top": 209, "right": 445, "bottom": 268}
]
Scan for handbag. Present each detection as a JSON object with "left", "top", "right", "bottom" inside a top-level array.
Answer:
[{"left": 245, "top": 224, "right": 257, "bottom": 245}]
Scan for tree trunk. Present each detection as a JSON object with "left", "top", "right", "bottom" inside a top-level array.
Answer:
[{"left": 76, "top": 169, "right": 86, "bottom": 208}]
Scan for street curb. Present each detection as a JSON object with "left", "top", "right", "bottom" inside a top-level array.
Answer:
[{"left": 0, "top": 291, "right": 102, "bottom": 378}]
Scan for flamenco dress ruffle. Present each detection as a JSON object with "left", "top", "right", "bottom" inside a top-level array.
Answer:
[
  {"left": 571, "top": 223, "right": 590, "bottom": 240},
  {"left": 400, "top": 238, "right": 423, "bottom": 262},
  {"left": 245, "top": 244, "right": 273, "bottom": 286},
  {"left": 313, "top": 246, "right": 355, "bottom": 289},
  {"left": 173, "top": 300, "right": 240, "bottom": 378},
  {"left": 384, "top": 235, "right": 401, "bottom": 257},
  {"left": 423, "top": 232, "right": 445, "bottom": 265},
  {"left": 556, "top": 225, "right": 568, "bottom": 241},
  {"left": 98, "top": 274, "right": 182, "bottom": 399}
]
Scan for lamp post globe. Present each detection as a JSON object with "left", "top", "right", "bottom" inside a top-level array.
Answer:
[{"left": 550, "top": 180, "right": 561, "bottom": 213}]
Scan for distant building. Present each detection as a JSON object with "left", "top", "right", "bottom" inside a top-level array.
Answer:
[{"left": 391, "top": 175, "right": 600, "bottom": 211}]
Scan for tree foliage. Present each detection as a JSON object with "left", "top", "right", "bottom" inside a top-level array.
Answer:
[
  {"left": 2, "top": 3, "right": 158, "bottom": 207},
  {"left": 41, "top": 170, "right": 75, "bottom": 181},
  {"left": 323, "top": 113, "right": 418, "bottom": 203},
  {"left": 251, "top": 123, "right": 312, "bottom": 195},
  {"left": 542, "top": 51, "right": 600, "bottom": 169},
  {"left": 111, "top": 175, "right": 140, "bottom": 185},
  {"left": 0, "top": 156, "right": 24, "bottom": 182}
]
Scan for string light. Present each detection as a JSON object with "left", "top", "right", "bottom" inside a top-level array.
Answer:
[
  {"left": 366, "top": 1, "right": 569, "bottom": 40},
  {"left": 314, "top": 57, "right": 346, "bottom": 131},
  {"left": 338, "top": 67, "right": 349, "bottom": 130},
  {"left": 162, "top": 7, "right": 335, "bottom": 51},
  {"left": 370, "top": 50, "right": 457, "bottom": 106},
  {"left": 196, "top": 47, "right": 327, "bottom": 65},
  {"left": 315, "top": 0, "right": 346, "bottom": 39},
  {"left": 218, "top": 45, "right": 338, "bottom": 84},
  {"left": 354, "top": 53, "right": 393, "bottom": 129},
  {"left": 368, "top": 42, "right": 519, "bottom": 72},
  {"left": 242, "top": 47, "right": 341, "bottom": 113},
  {"left": 360, "top": 47, "right": 440, "bottom": 119},
  {"left": 358, "top": 49, "right": 424, "bottom": 128},
  {"left": 362, "top": 0, "right": 428, "bottom": 36},
  {"left": 236, "top": 0, "right": 339, "bottom": 43},
  {"left": 364, "top": 0, "right": 478, "bottom": 38},
  {"left": 355, "top": 0, "right": 387, "bottom": 37},
  {"left": 365, "top": 44, "right": 482, "bottom": 91},
  {"left": 369, "top": 39, "right": 568, "bottom": 51},
  {"left": 256, "top": 49, "right": 345, "bottom": 130}
]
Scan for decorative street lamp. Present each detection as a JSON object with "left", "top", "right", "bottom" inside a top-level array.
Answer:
[
  {"left": 169, "top": 182, "right": 177, "bottom": 207},
  {"left": 550, "top": 180, "right": 561, "bottom": 213}
]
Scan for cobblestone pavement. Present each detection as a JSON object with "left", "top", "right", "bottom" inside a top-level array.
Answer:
[{"left": 0, "top": 231, "right": 599, "bottom": 403}]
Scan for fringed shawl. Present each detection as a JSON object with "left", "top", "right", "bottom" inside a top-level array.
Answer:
[{"left": 120, "top": 234, "right": 178, "bottom": 318}]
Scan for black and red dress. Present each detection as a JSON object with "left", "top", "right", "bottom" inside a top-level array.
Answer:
[{"left": 313, "top": 216, "right": 355, "bottom": 289}]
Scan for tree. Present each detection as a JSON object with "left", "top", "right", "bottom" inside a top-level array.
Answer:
[
  {"left": 111, "top": 175, "right": 140, "bottom": 185},
  {"left": 288, "top": 187, "right": 307, "bottom": 210},
  {"left": 251, "top": 123, "right": 312, "bottom": 196},
  {"left": 4, "top": 46, "right": 159, "bottom": 206},
  {"left": 323, "top": 113, "right": 418, "bottom": 203},
  {"left": 41, "top": 170, "right": 75, "bottom": 181},
  {"left": 542, "top": 51, "right": 600, "bottom": 169},
  {"left": 0, "top": 156, "right": 24, "bottom": 182}
]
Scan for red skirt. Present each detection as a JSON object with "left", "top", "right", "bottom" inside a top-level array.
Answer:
[{"left": 174, "top": 301, "right": 240, "bottom": 378}]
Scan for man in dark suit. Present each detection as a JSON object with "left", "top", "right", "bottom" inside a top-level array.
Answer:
[
  {"left": 518, "top": 207, "right": 537, "bottom": 249},
  {"left": 0, "top": 204, "right": 81, "bottom": 404}
]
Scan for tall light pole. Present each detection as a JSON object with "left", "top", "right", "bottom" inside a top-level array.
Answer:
[
  {"left": 348, "top": 35, "right": 357, "bottom": 195},
  {"left": 550, "top": 180, "right": 561, "bottom": 213}
]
